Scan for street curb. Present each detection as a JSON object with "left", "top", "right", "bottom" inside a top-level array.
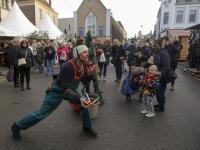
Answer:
[{"left": 0, "top": 65, "right": 59, "bottom": 84}]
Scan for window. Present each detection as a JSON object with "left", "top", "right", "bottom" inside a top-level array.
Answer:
[
  {"left": 89, "top": 0, "right": 93, "bottom": 2},
  {"left": 69, "top": 24, "right": 71, "bottom": 31},
  {"left": 85, "top": 11, "right": 96, "bottom": 36},
  {"left": 176, "top": 11, "right": 183, "bottom": 23},
  {"left": 0, "top": 0, "right": 8, "bottom": 9},
  {"left": 164, "top": 12, "right": 169, "bottom": 24},
  {"left": 39, "top": 9, "right": 42, "bottom": 20},
  {"left": 53, "top": 16, "right": 55, "bottom": 24},
  {"left": 189, "top": 10, "right": 197, "bottom": 22},
  {"left": 177, "top": 0, "right": 200, "bottom": 2}
]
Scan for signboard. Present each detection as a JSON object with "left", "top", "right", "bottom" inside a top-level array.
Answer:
[
  {"left": 99, "top": 26, "right": 103, "bottom": 36},
  {"left": 79, "top": 27, "right": 83, "bottom": 36},
  {"left": 160, "top": 30, "right": 168, "bottom": 38}
]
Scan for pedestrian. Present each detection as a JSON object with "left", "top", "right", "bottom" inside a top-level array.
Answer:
[
  {"left": 40, "top": 40, "right": 47, "bottom": 48},
  {"left": 57, "top": 42, "right": 69, "bottom": 68},
  {"left": 111, "top": 39, "right": 126, "bottom": 82},
  {"left": 126, "top": 41, "right": 136, "bottom": 66},
  {"left": 143, "top": 41, "right": 170, "bottom": 111},
  {"left": 2, "top": 42, "right": 10, "bottom": 69},
  {"left": 123, "top": 40, "right": 130, "bottom": 50},
  {"left": 7, "top": 37, "right": 21, "bottom": 87},
  {"left": 97, "top": 39, "right": 112, "bottom": 81},
  {"left": 188, "top": 39, "right": 197, "bottom": 68},
  {"left": 196, "top": 38, "right": 200, "bottom": 71},
  {"left": 11, "top": 44, "right": 98, "bottom": 140},
  {"left": 145, "top": 43, "right": 151, "bottom": 55},
  {"left": 140, "top": 65, "right": 160, "bottom": 117},
  {"left": 67, "top": 42, "right": 74, "bottom": 60},
  {"left": 96, "top": 40, "right": 102, "bottom": 50},
  {"left": 164, "top": 36, "right": 182, "bottom": 90},
  {"left": 51, "top": 40, "right": 59, "bottom": 65},
  {"left": 44, "top": 42, "right": 56, "bottom": 76},
  {"left": 15, "top": 40, "right": 35, "bottom": 91},
  {"left": 135, "top": 41, "right": 150, "bottom": 67},
  {"left": 35, "top": 42, "right": 44, "bottom": 73},
  {"left": 71, "top": 38, "right": 76, "bottom": 48},
  {"left": 31, "top": 40, "right": 37, "bottom": 56}
]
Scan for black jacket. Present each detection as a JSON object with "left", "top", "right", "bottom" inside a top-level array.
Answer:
[
  {"left": 35, "top": 47, "right": 44, "bottom": 63},
  {"left": 6, "top": 41, "right": 19, "bottom": 66},
  {"left": 2, "top": 47, "right": 10, "bottom": 68},
  {"left": 196, "top": 39, "right": 200, "bottom": 57},
  {"left": 111, "top": 44, "right": 126, "bottom": 66},
  {"left": 97, "top": 44, "right": 112, "bottom": 65},
  {"left": 67, "top": 46, "right": 74, "bottom": 60},
  {"left": 134, "top": 47, "right": 151, "bottom": 67},
  {"left": 164, "top": 41, "right": 181, "bottom": 67},
  {"left": 189, "top": 43, "right": 197, "bottom": 57},
  {"left": 15, "top": 47, "right": 35, "bottom": 68},
  {"left": 126, "top": 45, "right": 136, "bottom": 59},
  {"left": 44, "top": 46, "right": 56, "bottom": 60}
]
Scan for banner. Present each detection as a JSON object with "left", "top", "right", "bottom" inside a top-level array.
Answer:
[
  {"left": 99, "top": 26, "right": 103, "bottom": 35},
  {"left": 79, "top": 27, "right": 83, "bottom": 36}
]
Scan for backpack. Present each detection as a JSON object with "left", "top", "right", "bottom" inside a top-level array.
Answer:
[{"left": 130, "top": 74, "right": 141, "bottom": 91}]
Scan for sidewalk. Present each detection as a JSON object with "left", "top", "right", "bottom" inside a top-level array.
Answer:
[
  {"left": 177, "top": 61, "right": 190, "bottom": 70},
  {"left": 0, "top": 65, "right": 59, "bottom": 83}
]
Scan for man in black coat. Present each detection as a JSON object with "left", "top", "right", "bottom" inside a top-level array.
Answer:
[
  {"left": 126, "top": 41, "right": 136, "bottom": 66},
  {"left": 67, "top": 42, "right": 74, "bottom": 60},
  {"left": 7, "top": 38, "right": 21, "bottom": 87}
]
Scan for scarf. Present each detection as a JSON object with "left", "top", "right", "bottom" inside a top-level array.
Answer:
[
  {"left": 144, "top": 74, "right": 157, "bottom": 92},
  {"left": 73, "top": 59, "right": 83, "bottom": 74}
]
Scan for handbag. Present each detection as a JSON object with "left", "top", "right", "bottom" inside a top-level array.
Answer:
[
  {"left": 18, "top": 49, "right": 28, "bottom": 67},
  {"left": 60, "top": 51, "right": 66, "bottom": 61},
  {"left": 164, "top": 67, "right": 177, "bottom": 83},
  {"left": 6, "top": 67, "right": 14, "bottom": 82},
  {"left": 111, "top": 47, "right": 119, "bottom": 64},
  {"left": 99, "top": 52, "right": 106, "bottom": 62},
  {"left": 33, "top": 49, "right": 37, "bottom": 56},
  {"left": 121, "top": 73, "right": 135, "bottom": 95}
]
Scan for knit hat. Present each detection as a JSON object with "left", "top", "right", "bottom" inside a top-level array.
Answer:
[{"left": 73, "top": 45, "right": 88, "bottom": 59}]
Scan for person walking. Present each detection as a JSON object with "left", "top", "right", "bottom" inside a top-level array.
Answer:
[
  {"left": 7, "top": 37, "right": 20, "bottom": 87},
  {"left": 112, "top": 39, "right": 126, "bottom": 82},
  {"left": 135, "top": 41, "right": 150, "bottom": 67},
  {"left": 143, "top": 41, "right": 170, "bottom": 111},
  {"left": 189, "top": 39, "right": 197, "bottom": 68},
  {"left": 15, "top": 40, "right": 35, "bottom": 91},
  {"left": 97, "top": 39, "right": 112, "bottom": 81},
  {"left": 57, "top": 42, "right": 69, "bottom": 68},
  {"left": 196, "top": 38, "right": 200, "bottom": 71},
  {"left": 67, "top": 42, "right": 74, "bottom": 60},
  {"left": 35, "top": 42, "right": 44, "bottom": 73},
  {"left": 126, "top": 41, "right": 136, "bottom": 66},
  {"left": 44, "top": 42, "right": 56, "bottom": 76},
  {"left": 164, "top": 36, "right": 182, "bottom": 90}
]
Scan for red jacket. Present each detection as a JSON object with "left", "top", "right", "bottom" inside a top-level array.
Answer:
[{"left": 57, "top": 46, "right": 69, "bottom": 61}]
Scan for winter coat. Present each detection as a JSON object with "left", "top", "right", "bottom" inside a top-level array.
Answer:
[
  {"left": 134, "top": 47, "right": 151, "bottom": 67},
  {"left": 123, "top": 43, "right": 130, "bottom": 50},
  {"left": 67, "top": 46, "right": 74, "bottom": 60},
  {"left": 6, "top": 41, "right": 19, "bottom": 66},
  {"left": 57, "top": 46, "right": 69, "bottom": 61},
  {"left": 111, "top": 44, "right": 126, "bottom": 66},
  {"left": 97, "top": 44, "right": 112, "bottom": 65},
  {"left": 35, "top": 47, "right": 44, "bottom": 63},
  {"left": 188, "top": 33, "right": 195, "bottom": 44},
  {"left": 126, "top": 45, "right": 136, "bottom": 59},
  {"left": 41, "top": 44, "right": 47, "bottom": 49},
  {"left": 145, "top": 48, "right": 170, "bottom": 78},
  {"left": 15, "top": 47, "right": 35, "bottom": 68},
  {"left": 164, "top": 41, "right": 182, "bottom": 67},
  {"left": 96, "top": 43, "right": 102, "bottom": 50},
  {"left": 189, "top": 43, "right": 197, "bottom": 57},
  {"left": 44, "top": 46, "right": 56, "bottom": 60},
  {"left": 196, "top": 39, "right": 200, "bottom": 57},
  {"left": 31, "top": 43, "right": 37, "bottom": 50}
]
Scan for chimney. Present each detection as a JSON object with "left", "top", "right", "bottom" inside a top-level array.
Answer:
[{"left": 49, "top": 0, "right": 51, "bottom": 8}]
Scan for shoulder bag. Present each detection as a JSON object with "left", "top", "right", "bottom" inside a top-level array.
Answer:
[{"left": 18, "top": 49, "right": 28, "bottom": 67}]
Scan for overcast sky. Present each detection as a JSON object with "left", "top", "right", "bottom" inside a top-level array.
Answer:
[{"left": 50, "top": 0, "right": 161, "bottom": 38}]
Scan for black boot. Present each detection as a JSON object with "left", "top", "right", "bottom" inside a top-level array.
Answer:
[
  {"left": 21, "top": 83, "right": 25, "bottom": 91},
  {"left": 11, "top": 122, "right": 22, "bottom": 140},
  {"left": 83, "top": 127, "right": 98, "bottom": 138},
  {"left": 154, "top": 107, "right": 165, "bottom": 111},
  {"left": 27, "top": 83, "right": 31, "bottom": 90}
]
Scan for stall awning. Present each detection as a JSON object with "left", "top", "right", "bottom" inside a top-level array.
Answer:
[{"left": 185, "top": 24, "right": 200, "bottom": 30}]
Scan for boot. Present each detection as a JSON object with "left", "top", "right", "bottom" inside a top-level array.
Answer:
[
  {"left": 170, "top": 84, "right": 174, "bottom": 91},
  {"left": 21, "top": 83, "right": 25, "bottom": 91},
  {"left": 11, "top": 122, "right": 22, "bottom": 140},
  {"left": 27, "top": 83, "right": 31, "bottom": 90},
  {"left": 83, "top": 127, "right": 98, "bottom": 138}
]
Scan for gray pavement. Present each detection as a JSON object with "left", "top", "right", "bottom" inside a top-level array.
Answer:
[{"left": 0, "top": 65, "right": 200, "bottom": 150}]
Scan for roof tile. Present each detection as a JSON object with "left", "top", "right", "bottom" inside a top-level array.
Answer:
[{"left": 169, "top": 29, "right": 191, "bottom": 37}]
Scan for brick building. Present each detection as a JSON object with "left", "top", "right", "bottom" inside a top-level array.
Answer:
[
  {"left": 16, "top": 0, "right": 58, "bottom": 27},
  {"left": 73, "top": 0, "right": 125, "bottom": 43}
]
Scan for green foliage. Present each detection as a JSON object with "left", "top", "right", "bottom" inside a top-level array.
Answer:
[
  {"left": 59, "top": 33, "right": 73, "bottom": 41},
  {"left": 24, "top": 30, "right": 49, "bottom": 44},
  {"left": 76, "top": 35, "right": 85, "bottom": 46}
]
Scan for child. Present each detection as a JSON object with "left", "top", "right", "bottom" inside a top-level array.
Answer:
[{"left": 140, "top": 65, "right": 160, "bottom": 117}]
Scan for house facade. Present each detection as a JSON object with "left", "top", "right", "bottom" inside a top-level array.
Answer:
[{"left": 0, "top": 0, "right": 12, "bottom": 23}]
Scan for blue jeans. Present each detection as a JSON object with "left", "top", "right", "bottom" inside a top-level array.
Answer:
[
  {"left": 59, "top": 60, "right": 65, "bottom": 69},
  {"left": 98, "top": 63, "right": 107, "bottom": 76},
  {"left": 197, "top": 56, "right": 200, "bottom": 70},
  {"left": 156, "top": 80, "right": 167, "bottom": 108},
  {"left": 46, "top": 59, "right": 54, "bottom": 75},
  {"left": 115, "top": 65, "right": 122, "bottom": 79},
  {"left": 38, "top": 62, "right": 44, "bottom": 73}
]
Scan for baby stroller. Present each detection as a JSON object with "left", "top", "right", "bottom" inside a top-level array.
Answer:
[{"left": 122, "top": 66, "right": 146, "bottom": 101}]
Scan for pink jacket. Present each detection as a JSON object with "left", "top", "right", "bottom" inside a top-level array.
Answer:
[{"left": 57, "top": 46, "right": 69, "bottom": 61}]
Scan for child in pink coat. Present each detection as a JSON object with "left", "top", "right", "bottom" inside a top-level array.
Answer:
[{"left": 57, "top": 42, "right": 69, "bottom": 68}]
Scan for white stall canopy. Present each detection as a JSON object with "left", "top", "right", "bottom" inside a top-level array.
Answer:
[
  {"left": 0, "top": 1, "right": 38, "bottom": 35},
  {"left": 0, "top": 25, "right": 21, "bottom": 37},
  {"left": 38, "top": 13, "right": 63, "bottom": 39}
]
